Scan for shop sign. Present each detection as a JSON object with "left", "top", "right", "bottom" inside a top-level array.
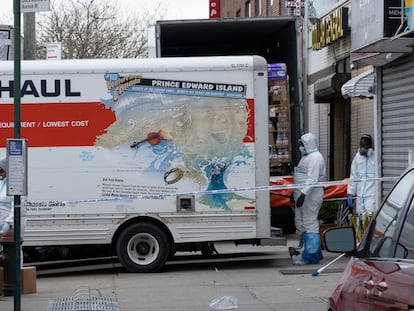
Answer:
[
  {"left": 311, "top": 7, "right": 349, "bottom": 51},
  {"left": 209, "top": 0, "right": 220, "bottom": 19},
  {"left": 351, "top": 0, "right": 402, "bottom": 52},
  {"left": 384, "top": 0, "right": 404, "bottom": 36},
  {"left": 21, "top": 0, "right": 50, "bottom": 13},
  {"left": 406, "top": 0, "right": 414, "bottom": 30}
]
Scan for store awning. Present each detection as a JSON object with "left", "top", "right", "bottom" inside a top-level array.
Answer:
[
  {"left": 314, "top": 73, "right": 349, "bottom": 101},
  {"left": 341, "top": 71, "right": 375, "bottom": 99}
]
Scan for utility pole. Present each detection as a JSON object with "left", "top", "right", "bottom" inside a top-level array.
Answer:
[
  {"left": 303, "top": 0, "right": 309, "bottom": 132},
  {"left": 23, "top": 12, "right": 36, "bottom": 60}
]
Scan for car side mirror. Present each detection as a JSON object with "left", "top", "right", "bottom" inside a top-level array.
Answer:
[{"left": 323, "top": 226, "right": 356, "bottom": 254}]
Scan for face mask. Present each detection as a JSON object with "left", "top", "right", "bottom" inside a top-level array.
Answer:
[{"left": 359, "top": 147, "right": 368, "bottom": 156}]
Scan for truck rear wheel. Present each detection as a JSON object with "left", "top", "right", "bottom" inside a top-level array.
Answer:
[{"left": 116, "top": 222, "right": 170, "bottom": 272}]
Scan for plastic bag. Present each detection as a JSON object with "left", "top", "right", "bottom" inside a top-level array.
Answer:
[{"left": 209, "top": 296, "right": 238, "bottom": 309}]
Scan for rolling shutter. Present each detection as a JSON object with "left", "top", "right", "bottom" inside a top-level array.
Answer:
[{"left": 382, "top": 54, "right": 414, "bottom": 194}]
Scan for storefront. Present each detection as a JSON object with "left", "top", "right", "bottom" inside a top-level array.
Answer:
[
  {"left": 350, "top": 0, "right": 414, "bottom": 196},
  {"left": 308, "top": 3, "right": 352, "bottom": 180},
  {"left": 381, "top": 54, "right": 414, "bottom": 194}
]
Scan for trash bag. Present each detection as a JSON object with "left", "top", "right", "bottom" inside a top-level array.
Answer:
[
  {"left": 209, "top": 296, "right": 238, "bottom": 309},
  {"left": 269, "top": 176, "right": 294, "bottom": 208},
  {"left": 323, "top": 179, "right": 348, "bottom": 200}
]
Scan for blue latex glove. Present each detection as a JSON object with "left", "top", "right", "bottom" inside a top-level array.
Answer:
[{"left": 347, "top": 194, "right": 353, "bottom": 207}]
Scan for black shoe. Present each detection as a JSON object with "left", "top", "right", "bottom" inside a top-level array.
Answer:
[{"left": 289, "top": 247, "right": 300, "bottom": 258}]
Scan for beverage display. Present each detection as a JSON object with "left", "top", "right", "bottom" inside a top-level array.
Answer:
[{"left": 268, "top": 63, "right": 291, "bottom": 176}]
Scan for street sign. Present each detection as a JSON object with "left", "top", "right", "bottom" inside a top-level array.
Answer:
[
  {"left": 21, "top": 0, "right": 50, "bottom": 13},
  {"left": 46, "top": 42, "right": 62, "bottom": 60},
  {"left": 6, "top": 139, "right": 28, "bottom": 196},
  {"left": 285, "top": 1, "right": 304, "bottom": 16},
  {"left": 285, "top": 1, "right": 304, "bottom": 8}
]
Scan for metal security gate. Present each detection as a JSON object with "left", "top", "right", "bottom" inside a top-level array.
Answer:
[{"left": 381, "top": 53, "right": 414, "bottom": 195}]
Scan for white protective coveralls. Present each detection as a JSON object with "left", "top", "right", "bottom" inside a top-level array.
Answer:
[
  {"left": 347, "top": 148, "right": 377, "bottom": 215},
  {"left": 293, "top": 133, "right": 326, "bottom": 264}
]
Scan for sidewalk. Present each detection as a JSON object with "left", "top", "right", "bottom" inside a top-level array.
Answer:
[{"left": 0, "top": 238, "right": 348, "bottom": 311}]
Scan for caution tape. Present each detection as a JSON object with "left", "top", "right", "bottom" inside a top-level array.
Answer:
[{"left": 31, "top": 176, "right": 398, "bottom": 206}]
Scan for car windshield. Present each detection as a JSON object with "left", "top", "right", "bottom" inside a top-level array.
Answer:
[{"left": 366, "top": 169, "right": 414, "bottom": 259}]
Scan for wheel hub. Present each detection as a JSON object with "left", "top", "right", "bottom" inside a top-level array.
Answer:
[{"left": 136, "top": 242, "right": 150, "bottom": 255}]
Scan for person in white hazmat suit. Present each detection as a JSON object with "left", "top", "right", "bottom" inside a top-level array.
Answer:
[
  {"left": 347, "top": 134, "right": 377, "bottom": 241},
  {"left": 347, "top": 134, "right": 378, "bottom": 215},
  {"left": 290, "top": 133, "right": 326, "bottom": 265}
]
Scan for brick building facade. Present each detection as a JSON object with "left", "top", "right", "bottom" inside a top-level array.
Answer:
[{"left": 220, "top": 0, "right": 283, "bottom": 18}]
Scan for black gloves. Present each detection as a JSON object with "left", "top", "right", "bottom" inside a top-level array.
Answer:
[
  {"left": 290, "top": 193, "right": 295, "bottom": 204},
  {"left": 296, "top": 193, "right": 305, "bottom": 208}
]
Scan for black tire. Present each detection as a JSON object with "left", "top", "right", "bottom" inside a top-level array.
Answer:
[{"left": 116, "top": 222, "right": 170, "bottom": 273}]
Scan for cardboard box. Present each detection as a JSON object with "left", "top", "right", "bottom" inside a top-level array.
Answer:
[
  {"left": 21, "top": 266, "right": 37, "bottom": 294},
  {"left": 271, "top": 89, "right": 287, "bottom": 102},
  {"left": 0, "top": 266, "right": 37, "bottom": 295}
]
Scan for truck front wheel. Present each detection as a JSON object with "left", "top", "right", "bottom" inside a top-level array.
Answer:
[{"left": 116, "top": 223, "right": 170, "bottom": 272}]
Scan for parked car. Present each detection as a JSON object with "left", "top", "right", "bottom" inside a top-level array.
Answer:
[{"left": 323, "top": 164, "right": 414, "bottom": 311}]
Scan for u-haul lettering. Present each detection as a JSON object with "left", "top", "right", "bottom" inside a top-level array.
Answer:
[{"left": 0, "top": 79, "right": 81, "bottom": 98}]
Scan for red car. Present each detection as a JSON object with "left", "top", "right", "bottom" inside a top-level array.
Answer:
[{"left": 323, "top": 165, "right": 414, "bottom": 311}]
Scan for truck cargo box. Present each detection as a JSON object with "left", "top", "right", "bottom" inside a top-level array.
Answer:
[{"left": 0, "top": 56, "right": 284, "bottom": 272}]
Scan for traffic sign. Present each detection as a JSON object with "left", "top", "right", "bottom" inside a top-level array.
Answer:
[
  {"left": 6, "top": 139, "right": 28, "bottom": 196},
  {"left": 46, "top": 42, "right": 62, "bottom": 60},
  {"left": 21, "top": 0, "right": 50, "bottom": 13}
]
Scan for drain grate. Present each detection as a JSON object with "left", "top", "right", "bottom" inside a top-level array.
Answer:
[{"left": 47, "top": 285, "right": 119, "bottom": 311}]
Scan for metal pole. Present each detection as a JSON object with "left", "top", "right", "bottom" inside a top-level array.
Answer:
[
  {"left": 303, "top": 0, "right": 309, "bottom": 132},
  {"left": 23, "top": 12, "right": 36, "bottom": 60},
  {"left": 13, "top": 0, "right": 22, "bottom": 310}
]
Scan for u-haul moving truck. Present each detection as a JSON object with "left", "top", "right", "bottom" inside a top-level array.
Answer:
[{"left": 0, "top": 56, "right": 283, "bottom": 272}]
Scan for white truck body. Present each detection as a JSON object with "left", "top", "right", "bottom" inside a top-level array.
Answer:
[
  {"left": 0, "top": 24, "right": 13, "bottom": 61},
  {"left": 0, "top": 56, "right": 280, "bottom": 272}
]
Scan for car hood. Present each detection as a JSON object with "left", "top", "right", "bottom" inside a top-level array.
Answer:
[{"left": 330, "top": 257, "right": 414, "bottom": 310}]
